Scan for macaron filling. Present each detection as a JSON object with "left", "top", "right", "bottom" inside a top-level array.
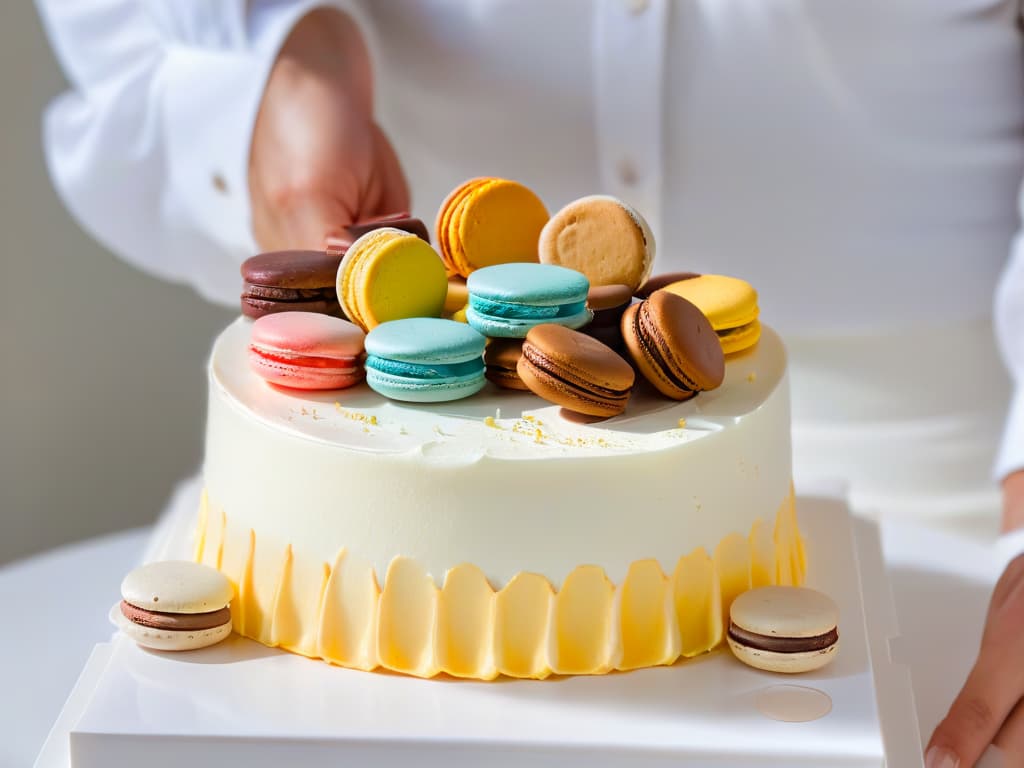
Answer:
[
  {"left": 366, "top": 356, "right": 485, "bottom": 382},
  {"left": 728, "top": 624, "right": 839, "bottom": 654},
  {"left": 249, "top": 346, "right": 360, "bottom": 372},
  {"left": 120, "top": 600, "right": 231, "bottom": 632},
  {"left": 469, "top": 296, "right": 588, "bottom": 320}
]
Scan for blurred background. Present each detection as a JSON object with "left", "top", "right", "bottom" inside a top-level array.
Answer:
[{"left": 0, "top": 4, "right": 233, "bottom": 565}]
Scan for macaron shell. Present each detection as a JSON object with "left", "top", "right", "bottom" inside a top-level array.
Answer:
[
  {"left": 250, "top": 312, "right": 365, "bottom": 359},
  {"left": 450, "top": 179, "right": 549, "bottom": 276},
  {"left": 120, "top": 561, "right": 233, "bottom": 614},
  {"left": 662, "top": 274, "right": 759, "bottom": 330},
  {"left": 241, "top": 250, "right": 345, "bottom": 289},
  {"left": 727, "top": 634, "right": 839, "bottom": 674},
  {"left": 468, "top": 263, "right": 590, "bottom": 306},
  {"left": 435, "top": 178, "right": 486, "bottom": 274},
  {"left": 112, "top": 604, "right": 233, "bottom": 651},
  {"left": 444, "top": 276, "right": 469, "bottom": 315},
  {"left": 338, "top": 228, "right": 396, "bottom": 328},
  {"left": 248, "top": 349, "right": 364, "bottom": 390},
  {"left": 539, "top": 195, "right": 654, "bottom": 291},
  {"left": 635, "top": 271, "right": 703, "bottom": 299},
  {"left": 364, "top": 318, "right": 487, "bottom": 365},
  {"left": 729, "top": 586, "right": 839, "bottom": 638},
  {"left": 484, "top": 338, "right": 528, "bottom": 390},
  {"left": 365, "top": 367, "right": 486, "bottom": 403},
  {"left": 718, "top": 320, "right": 762, "bottom": 356}
]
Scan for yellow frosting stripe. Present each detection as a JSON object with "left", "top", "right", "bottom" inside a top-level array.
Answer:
[
  {"left": 551, "top": 565, "right": 615, "bottom": 675},
  {"left": 749, "top": 518, "right": 776, "bottom": 588},
  {"left": 377, "top": 557, "right": 439, "bottom": 678},
  {"left": 437, "top": 564, "right": 497, "bottom": 679},
  {"left": 199, "top": 507, "right": 225, "bottom": 571},
  {"left": 198, "top": 487, "right": 805, "bottom": 679},
  {"left": 244, "top": 532, "right": 288, "bottom": 645},
  {"left": 318, "top": 548, "right": 380, "bottom": 671},
  {"left": 715, "top": 532, "right": 752, "bottom": 632},
  {"left": 270, "top": 545, "right": 329, "bottom": 657},
  {"left": 672, "top": 547, "right": 723, "bottom": 657},
  {"left": 218, "top": 519, "right": 252, "bottom": 633},
  {"left": 193, "top": 490, "right": 209, "bottom": 563},
  {"left": 494, "top": 573, "right": 553, "bottom": 679},
  {"left": 617, "top": 559, "right": 678, "bottom": 671}
]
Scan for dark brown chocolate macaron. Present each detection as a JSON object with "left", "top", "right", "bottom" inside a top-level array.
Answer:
[
  {"left": 485, "top": 338, "right": 529, "bottom": 390},
  {"left": 621, "top": 290, "right": 724, "bottom": 400},
  {"left": 584, "top": 284, "right": 633, "bottom": 351},
  {"left": 241, "top": 250, "right": 344, "bottom": 319},
  {"left": 518, "top": 325, "right": 635, "bottom": 417},
  {"left": 635, "top": 271, "right": 702, "bottom": 299}
]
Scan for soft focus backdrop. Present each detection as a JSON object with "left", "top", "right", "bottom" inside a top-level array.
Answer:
[{"left": 0, "top": 4, "right": 233, "bottom": 564}]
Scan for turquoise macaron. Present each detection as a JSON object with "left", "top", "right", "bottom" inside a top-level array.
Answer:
[
  {"left": 364, "top": 318, "right": 487, "bottom": 402},
  {"left": 466, "top": 263, "right": 593, "bottom": 338}
]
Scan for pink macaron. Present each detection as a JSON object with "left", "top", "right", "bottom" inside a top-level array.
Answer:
[{"left": 249, "top": 312, "right": 366, "bottom": 390}]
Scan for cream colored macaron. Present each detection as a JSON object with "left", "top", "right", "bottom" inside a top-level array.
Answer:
[
  {"left": 539, "top": 195, "right": 654, "bottom": 292},
  {"left": 114, "top": 560, "right": 233, "bottom": 651},
  {"left": 727, "top": 586, "right": 839, "bottom": 674}
]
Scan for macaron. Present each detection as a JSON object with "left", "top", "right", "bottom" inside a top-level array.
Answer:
[
  {"left": 727, "top": 586, "right": 840, "bottom": 674},
  {"left": 660, "top": 274, "right": 761, "bottom": 355},
  {"left": 466, "top": 263, "right": 593, "bottom": 338},
  {"left": 539, "top": 195, "right": 654, "bottom": 292},
  {"left": 621, "top": 291, "right": 725, "bottom": 400},
  {"left": 337, "top": 228, "right": 448, "bottom": 331},
  {"left": 518, "top": 324, "right": 635, "bottom": 417},
  {"left": 484, "top": 338, "right": 529, "bottom": 390},
  {"left": 240, "top": 250, "right": 344, "bottom": 319},
  {"left": 324, "top": 213, "right": 431, "bottom": 252},
  {"left": 115, "top": 561, "right": 233, "bottom": 651},
  {"left": 435, "top": 177, "right": 549, "bottom": 277},
  {"left": 249, "top": 311, "right": 366, "bottom": 390},
  {"left": 444, "top": 275, "right": 469, "bottom": 316},
  {"left": 364, "top": 318, "right": 487, "bottom": 402},
  {"left": 583, "top": 283, "right": 633, "bottom": 351}
]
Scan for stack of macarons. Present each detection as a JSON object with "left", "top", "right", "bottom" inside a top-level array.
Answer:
[{"left": 236, "top": 176, "right": 762, "bottom": 415}]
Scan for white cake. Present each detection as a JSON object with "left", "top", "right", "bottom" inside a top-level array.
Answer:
[{"left": 196, "top": 317, "right": 804, "bottom": 679}]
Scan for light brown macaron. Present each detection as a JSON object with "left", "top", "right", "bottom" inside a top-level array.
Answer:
[
  {"left": 114, "top": 561, "right": 234, "bottom": 652},
  {"left": 539, "top": 196, "right": 654, "bottom": 292},
  {"left": 485, "top": 338, "right": 529, "bottom": 390},
  {"left": 621, "top": 290, "right": 725, "bottom": 400},
  {"left": 727, "top": 586, "right": 840, "bottom": 674},
  {"left": 518, "top": 324, "right": 635, "bottom": 417}
]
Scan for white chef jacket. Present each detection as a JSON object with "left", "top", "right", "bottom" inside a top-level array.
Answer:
[{"left": 35, "top": 0, "right": 1024, "bottom": 525}]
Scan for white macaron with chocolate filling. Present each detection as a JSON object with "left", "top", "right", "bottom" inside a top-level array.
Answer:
[
  {"left": 727, "top": 586, "right": 839, "bottom": 674},
  {"left": 114, "top": 560, "right": 233, "bottom": 651}
]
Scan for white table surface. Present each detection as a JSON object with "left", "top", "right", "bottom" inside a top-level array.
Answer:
[{"left": 1, "top": 503, "right": 1001, "bottom": 768}]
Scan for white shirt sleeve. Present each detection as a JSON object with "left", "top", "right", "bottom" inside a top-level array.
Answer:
[
  {"left": 35, "top": 0, "right": 372, "bottom": 307},
  {"left": 995, "top": 221, "right": 1024, "bottom": 481}
]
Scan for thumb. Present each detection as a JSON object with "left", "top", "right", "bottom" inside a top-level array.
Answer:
[
  {"left": 281, "top": 191, "right": 356, "bottom": 252},
  {"left": 361, "top": 123, "right": 410, "bottom": 219}
]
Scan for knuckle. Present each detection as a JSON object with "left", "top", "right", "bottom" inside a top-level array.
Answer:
[{"left": 951, "top": 695, "right": 997, "bottom": 735}]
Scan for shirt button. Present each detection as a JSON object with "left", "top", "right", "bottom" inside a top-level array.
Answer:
[
  {"left": 617, "top": 158, "right": 639, "bottom": 187},
  {"left": 625, "top": 0, "right": 649, "bottom": 14},
  {"left": 212, "top": 173, "right": 229, "bottom": 195}
]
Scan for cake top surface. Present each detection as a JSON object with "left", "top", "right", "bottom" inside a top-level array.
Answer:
[{"left": 213, "top": 316, "right": 785, "bottom": 461}]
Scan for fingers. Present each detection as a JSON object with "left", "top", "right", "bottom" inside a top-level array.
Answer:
[
  {"left": 928, "top": 654, "right": 1024, "bottom": 768},
  {"left": 994, "top": 698, "right": 1024, "bottom": 764}
]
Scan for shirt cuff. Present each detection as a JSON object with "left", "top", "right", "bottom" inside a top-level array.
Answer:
[
  {"left": 995, "top": 385, "right": 1024, "bottom": 481},
  {"left": 157, "top": 0, "right": 376, "bottom": 265}
]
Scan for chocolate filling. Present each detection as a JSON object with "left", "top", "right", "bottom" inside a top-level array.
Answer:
[
  {"left": 121, "top": 600, "right": 231, "bottom": 632},
  {"left": 242, "top": 284, "right": 335, "bottom": 301},
  {"left": 728, "top": 623, "right": 839, "bottom": 654},
  {"left": 632, "top": 303, "right": 699, "bottom": 394}
]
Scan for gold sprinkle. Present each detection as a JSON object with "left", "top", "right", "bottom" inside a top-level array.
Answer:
[
  {"left": 678, "top": 418, "right": 687, "bottom": 429},
  {"left": 747, "top": 372, "right": 757, "bottom": 383},
  {"left": 484, "top": 416, "right": 502, "bottom": 429},
  {"left": 534, "top": 428, "right": 544, "bottom": 443},
  {"left": 334, "top": 402, "right": 378, "bottom": 426}
]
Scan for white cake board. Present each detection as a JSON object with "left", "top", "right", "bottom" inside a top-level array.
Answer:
[{"left": 36, "top": 489, "right": 922, "bottom": 767}]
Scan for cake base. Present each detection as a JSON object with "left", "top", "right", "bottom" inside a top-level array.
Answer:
[{"left": 36, "top": 482, "right": 921, "bottom": 768}]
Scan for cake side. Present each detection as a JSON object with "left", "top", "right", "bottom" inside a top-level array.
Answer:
[{"left": 195, "top": 318, "right": 804, "bottom": 679}]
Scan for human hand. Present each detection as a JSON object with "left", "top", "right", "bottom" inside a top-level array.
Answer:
[
  {"left": 249, "top": 8, "right": 409, "bottom": 252},
  {"left": 925, "top": 471, "right": 1024, "bottom": 767}
]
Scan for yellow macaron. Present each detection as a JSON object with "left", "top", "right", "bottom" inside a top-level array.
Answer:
[
  {"left": 660, "top": 274, "right": 760, "bottom": 355},
  {"left": 337, "top": 227, "right": 448, "bottom": 331},
  {"left": 435, "top": 177, "right": 549, "bottom": 278}
]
